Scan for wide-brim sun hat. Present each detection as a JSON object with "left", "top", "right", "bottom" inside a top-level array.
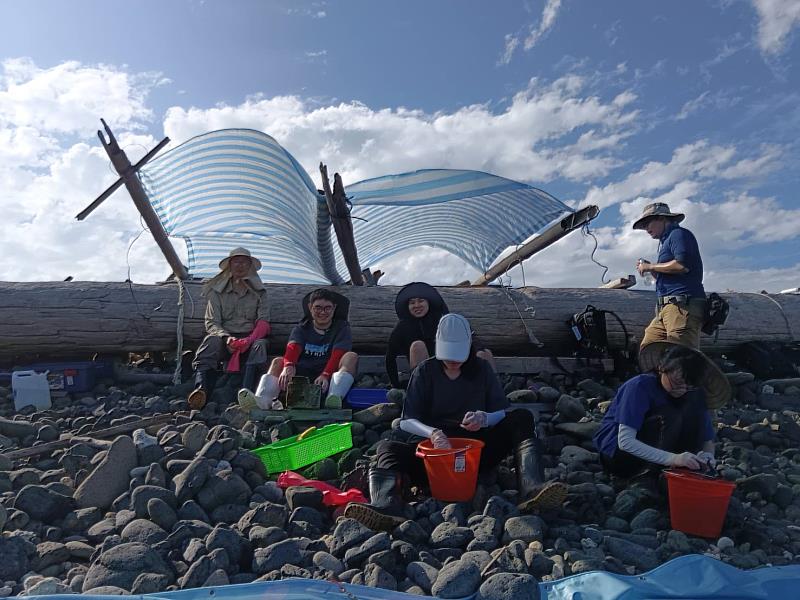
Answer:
[
  {"left": 218, "top": 247, "right": 262, "bottom": 271},
  {"left": 435, "top": 313, "right": 472, "bottom": 362},
  {"left": 632, "top": 202, "right": 685, "bottom": 230},
  {"left": 638, "top": 341, "right": 731, "bottom": 409}
]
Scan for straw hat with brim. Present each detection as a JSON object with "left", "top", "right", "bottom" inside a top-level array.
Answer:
[
  {"left": 638, "top": 341, "right": 731, "bottom": 409},
  {"left": 218, "top": 247, "right": 262, "bottom": 271},
  {"left": 632, "top": 202, "right": 685, "bottom": 230}
]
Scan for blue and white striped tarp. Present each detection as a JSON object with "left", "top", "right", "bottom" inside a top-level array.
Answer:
[
  {"left": 24, "top": 555, "right": 800, "bottom": 600},
  {"left": 342, "top": 169, "right": 570, "bottom": 276},
  {"left": 138, "top": 129, "right": 572, "bottom": 284}
]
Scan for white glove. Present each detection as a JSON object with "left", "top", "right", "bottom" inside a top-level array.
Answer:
[
  {"left": 670, "top": 452, "right": 702, "bottom": 470},
  {"left": 430, "top": 429, "right": 452, "bottom": 449},
  {"left": 696, "top": 450, "right": 716, "bottom": 468},
  {"left": 270, "top": 400, "right": 284, "bottom": 410},
  {"left": 461, "top": 411, "right": 488, "bottom": 432}
]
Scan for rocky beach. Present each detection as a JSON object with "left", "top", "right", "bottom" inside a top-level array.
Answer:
[{"left": 0, "top": 365, "right": 799, "bottom": 599}]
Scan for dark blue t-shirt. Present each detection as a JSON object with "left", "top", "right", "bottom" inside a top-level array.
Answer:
[
  {"left": 403, "top": 358, "right": 509, "bottom": 431},
  {"left": 655, "top": 224, "right": 705, "bottom": 299},
  {"left": 593, "top": 373, "right": 714, "bottom": 457},
  {"left": 288, "top": 321, "right": 352, "bottom": 376}
]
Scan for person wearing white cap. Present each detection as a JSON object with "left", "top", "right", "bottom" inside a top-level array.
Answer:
[
  {"left": 188, "top": 247, "right": 271, "bottom": 410},
  {"left": 344, "top": 314, "right": 567, "bottom": 530},
  {"left": 633, "top": 202, "right": 706, "bottom": 349}
]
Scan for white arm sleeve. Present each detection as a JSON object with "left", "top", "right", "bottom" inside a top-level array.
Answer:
[
  {"left": 400, "top": 418, "right": 436, "bottom": 438},
  {"left": 617, "top": 424, "right": 675, "bottom": 466},
  {"left": 486, "top": 410, "right": 506, "bottom": 427}
]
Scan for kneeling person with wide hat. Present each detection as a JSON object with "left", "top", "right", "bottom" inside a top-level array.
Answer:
[{"left": 593, "top": 341, "right": 731, "bottom": 477}]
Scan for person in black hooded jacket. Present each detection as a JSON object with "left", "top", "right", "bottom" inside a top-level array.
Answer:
[
  {"left": 386, "top": 282, "right": 494, "bottom": 388},
  {"left": 385, "top": 282, "right": 449, "bottom": 389}
]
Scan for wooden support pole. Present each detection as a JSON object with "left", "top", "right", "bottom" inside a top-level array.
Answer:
[
  {"left": 96, "top": 119, "right": 189, "bottom": 281},
  {"left": 472, "top": 205, "right": 601, "bottom": 286},
  {"left": 320, "top": 163, "right": 365, "bottom": 286},
  {"left": 249, "top": 408, "right": 353, "bottom": 422},
  {"left": 75, "top": 136, "right": 171, "bottom": 221},
  {"left": 1, "top": 412, "right": 181, "bottom": 461}
]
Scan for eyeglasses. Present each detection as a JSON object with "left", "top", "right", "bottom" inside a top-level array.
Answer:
[
  {"left": 311, "top": 305, "right": 335, "bottom": 313},
  {"left": 662, "top": 369, "right": 697, "bottom": 392}
]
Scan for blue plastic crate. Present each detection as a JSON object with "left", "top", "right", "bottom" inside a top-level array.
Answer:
[
  {"left": 346, "top": 388, "right": 388, "bottom": 409},
  {"left": 15, "top": 361, "right": 107, "bottom": 393}
]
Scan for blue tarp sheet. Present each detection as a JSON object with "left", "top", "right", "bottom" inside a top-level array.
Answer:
[{"left": 25, "top": 555, "right": 800, "bottom": 600}]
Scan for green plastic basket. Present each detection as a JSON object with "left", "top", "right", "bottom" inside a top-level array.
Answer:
[{"left": 253, "top": 423, "right": 353, "bottom": 474}]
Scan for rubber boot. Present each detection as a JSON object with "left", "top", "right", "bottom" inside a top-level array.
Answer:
[
  {"left": 240, "top": 373, "right": 282, "bottom": 410},
  {"left": 343, "top": 468, "right": 409, "bottom": 531},
  {"left": 515, "top": 437, "right": 567, "bottom": 512},
  {"left": 188, "top": 369, "right": 217, "bottom": 411},
  {"left": 326, "top": 371, "right": 354, "bottom": 409}
]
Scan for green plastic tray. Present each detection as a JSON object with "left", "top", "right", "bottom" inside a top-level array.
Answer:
[{"left": 252, "top": 422, "right": 353, "bottom": 474}]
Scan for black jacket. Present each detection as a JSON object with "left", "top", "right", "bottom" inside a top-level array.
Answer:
[{"left": 385, "top": 282, "right": 449, "bottom": 388}]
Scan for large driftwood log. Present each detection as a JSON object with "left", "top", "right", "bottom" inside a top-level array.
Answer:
[{"left": 0, "top": 281, "right": 797, "bottom": 363}]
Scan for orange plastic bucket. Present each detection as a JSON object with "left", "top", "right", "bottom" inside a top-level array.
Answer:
[
  {"left": 665, "top": 469, "right": 736, "bottom": 538},
  {"left": 415, "top": 437, "right": 484, "bottom": 502}
]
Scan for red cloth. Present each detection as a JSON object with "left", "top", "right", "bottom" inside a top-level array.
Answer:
[
  {"left": 247, "top": 320, "right": 270, "bottom": 344},
  {"left": 322, "top": 347, "right": 346, "bottom": 378},
  {"left": 225, "top": 338, "right": 250, "bottom": 372},
  {"left": 283, "top": 342, "right": 302, "bottom": 366},
  {"left": 277, "top": 471, "right": 367, "bottom": 507},
  {"left": 226, "top": 320, "right": 271, "bottom": 372}
]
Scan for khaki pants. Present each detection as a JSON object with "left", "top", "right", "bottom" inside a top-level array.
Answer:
[{"left": 640, "top": 299, "right": 706, "bottom": 349}]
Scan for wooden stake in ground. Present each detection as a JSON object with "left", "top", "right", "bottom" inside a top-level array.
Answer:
[
  {"left": 320, "top": 163, "right": 365, "bottom": 286},
  {"left": 77, "top": 119, "right": 189, "bottom": 281},
  {"left": 472, "top": 205, "right": 600, "bottom": 286}
]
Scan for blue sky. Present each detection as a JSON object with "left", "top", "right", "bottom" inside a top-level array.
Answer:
[{"left": 0, "top": 0, "right": 798, "bottom": 291}]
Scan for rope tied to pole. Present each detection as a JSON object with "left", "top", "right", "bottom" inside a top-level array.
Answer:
[
  {"left": 499, "top": 284, "right": 544, "bottom": 348},
  {"left": 173, "top": 278, "right": 186, "bottom": 385},
  {"left": 758, "top": 291, "right": 796, "bottom": 340}
]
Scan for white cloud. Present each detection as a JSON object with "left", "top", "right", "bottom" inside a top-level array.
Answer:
[
  {"left": 163, "top": 75, "right": 638, "bottom": 185},
  {"left": 675, "top": 91, "right": 711, "bottom": 120},
  {"left": 498, "top": 0, "right": 563, "bottom": 64},
  {"left": 498, "top": 33, "right": 520, "bottom": 66},
  {"left": 583, "top": 141, "right": 782, "bottom": 209},
  {"left": 752, "top": 0, "right": 800, "bottom": 55},
  {"left": 524, "top": 0, "right": 563, "bottom": 50},
  {"left": 0, "top": 58, "right": 161, "bottom": 135},
  {"left": 0, "top": 59, "right": 175, "bottom": 284}
]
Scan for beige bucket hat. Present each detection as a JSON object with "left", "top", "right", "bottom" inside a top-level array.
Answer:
[
  {"left": 638, "top": 341, "right": 731, "bottom": 409},
  {"left": 632, "top": 202, "right": 685, "bottom": 230},
  {"left": 218, "top": 247, "right": 262, "bottom": 271}
]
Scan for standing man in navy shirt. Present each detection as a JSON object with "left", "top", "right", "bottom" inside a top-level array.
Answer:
[{"left": 634, "top": 202, "right": 706, "bottom": 349}]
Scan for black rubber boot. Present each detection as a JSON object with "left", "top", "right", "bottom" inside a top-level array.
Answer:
[
  {"left": 188, "top": 369, "right": 218, "bottom": 410},
  {"left": 343, "top": 468, "right": 410, "bottom": 531},
  {"left": 515, "top": 437, "right": 567, "bottom": 512}
]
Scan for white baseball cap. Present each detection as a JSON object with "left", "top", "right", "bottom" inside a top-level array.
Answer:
[{"left": 435, "top": 314, "right": 472, "bottom": 362}]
